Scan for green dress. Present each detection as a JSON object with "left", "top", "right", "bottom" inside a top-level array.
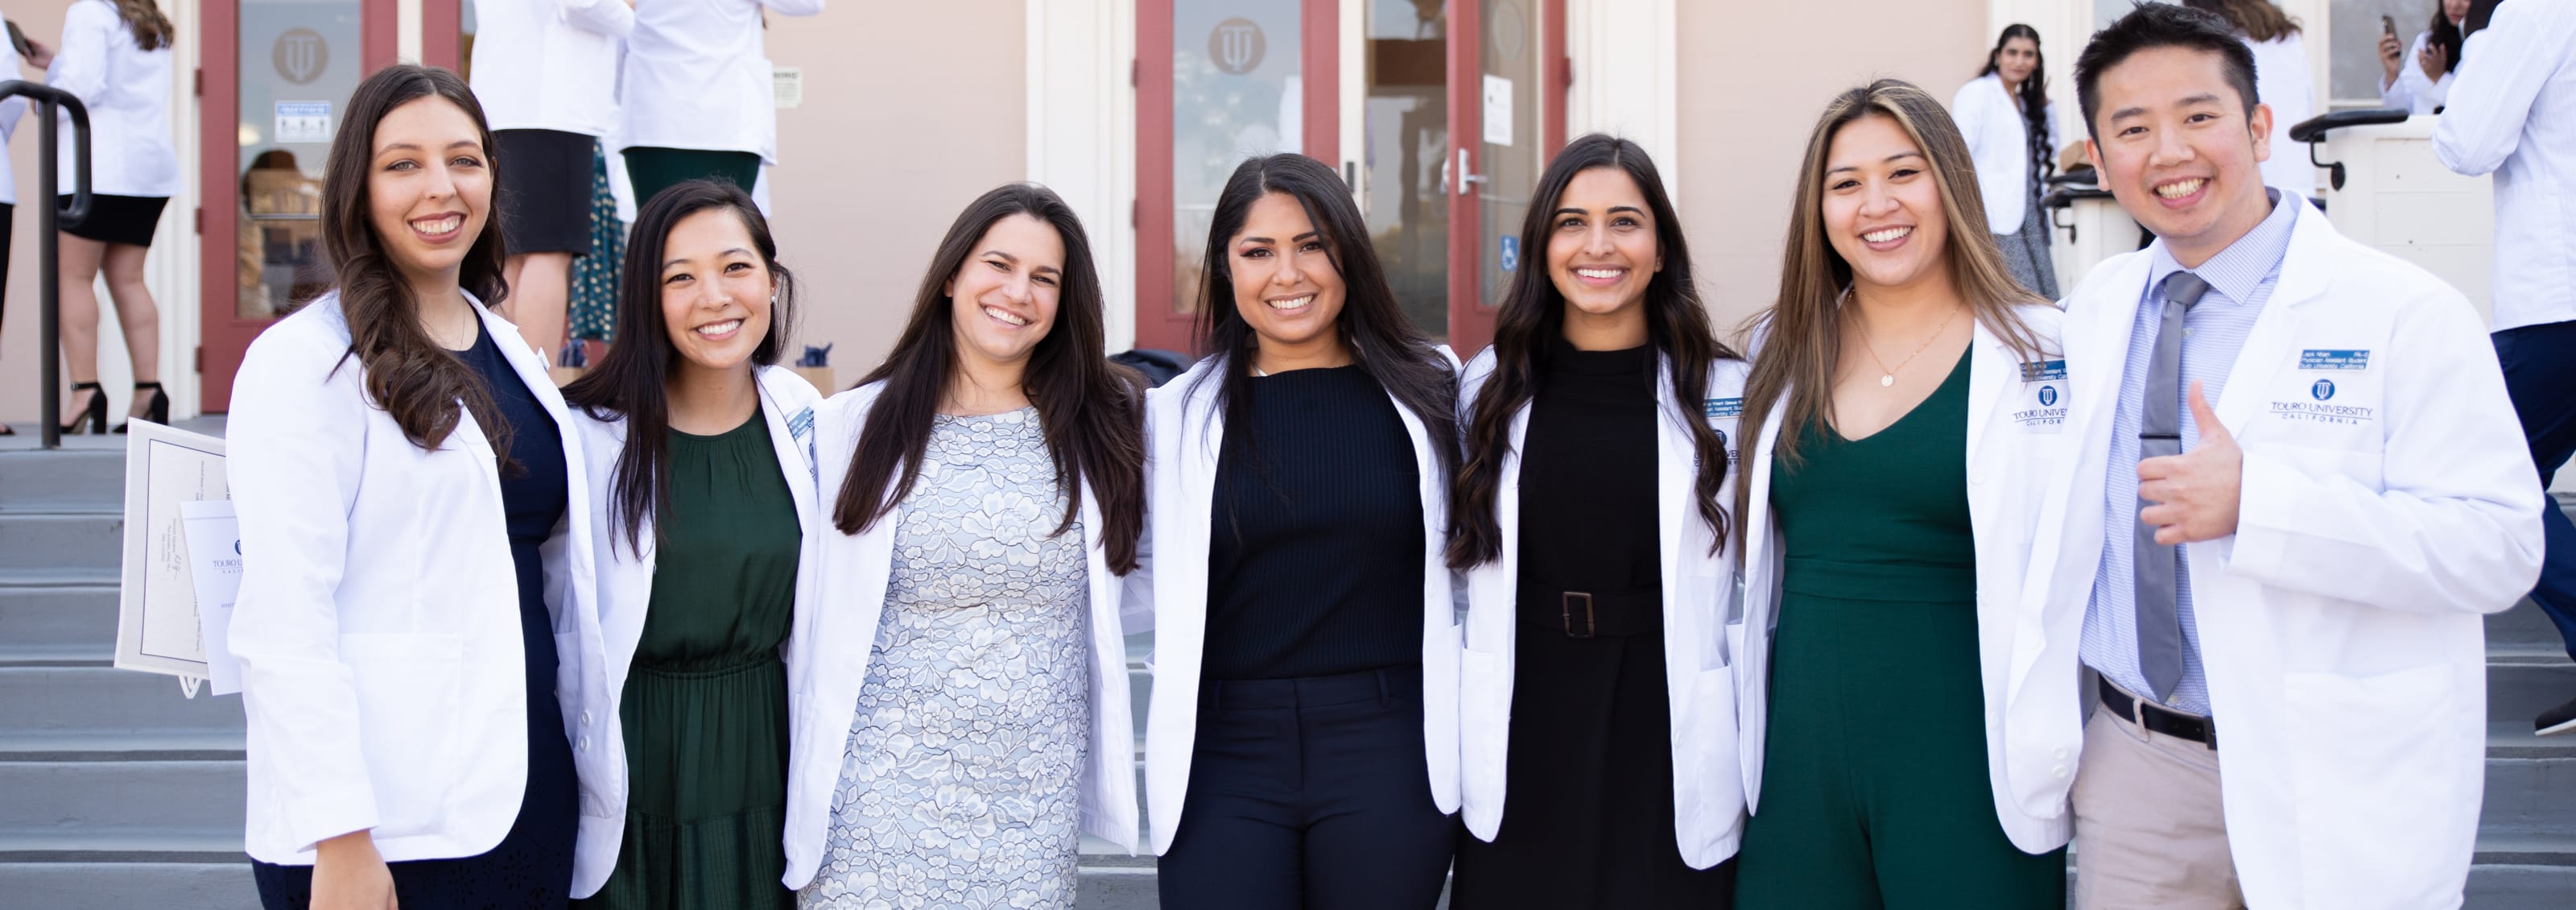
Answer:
[
  {"left": 1731, "top": 353, "right": 2066, "bottom": 909},
  {"left": 576, "top": 411, "right": 801, "bottom": 910}
]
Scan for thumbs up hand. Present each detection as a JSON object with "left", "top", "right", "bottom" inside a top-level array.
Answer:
[{"left": 2137, "top": 381, "right": 2242, "bottom": 545}]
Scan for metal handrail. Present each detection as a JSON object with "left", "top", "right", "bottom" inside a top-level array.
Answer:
[{"left": 0, "top": 81, "right": 94, "bottom": 449}]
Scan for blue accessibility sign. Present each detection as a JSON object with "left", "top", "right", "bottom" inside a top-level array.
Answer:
[{"left": 1499, "top": 235, "right": 1520, "bottom": 272}]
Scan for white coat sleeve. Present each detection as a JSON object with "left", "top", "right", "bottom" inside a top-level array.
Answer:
[
  {"left": 1121, "top": 503, "right": 1156, "bottom": 637},
  {"left": 2434, "top": 13, "right": 2553, "bottom": 176},
  {"left": 1951, "top": 81, "right": 1991, "bottom": 150},
  {"left": 0, "top": 44, "right": 25, "bottom": 144},
  {"left": 758, "top": 0, "right": 827, "bottom": 17},
  {"left": 225, "top": 337, "right": 383, "bottom": 851},
  {"left": 557, "top": 0, "right": 634, "bottom": 39},
  {"left": 2226, "top": 287, "right": 2545, "bottom": 615},
  {"left": 44, "top": 5, "right": 110, "bottom": 104}
]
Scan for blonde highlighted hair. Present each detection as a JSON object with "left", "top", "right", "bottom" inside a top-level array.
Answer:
[{"left": 1735, "top": 79, "right": 2053, "bottom": 527}]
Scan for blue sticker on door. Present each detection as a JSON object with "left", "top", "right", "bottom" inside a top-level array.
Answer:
[{"left": 1499, "top": 235, "right": 1519, "bottom": 272}]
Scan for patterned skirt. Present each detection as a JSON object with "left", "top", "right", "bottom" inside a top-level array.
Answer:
[{"left": 568, "top": 144, "right": 625, "bottom": 343}]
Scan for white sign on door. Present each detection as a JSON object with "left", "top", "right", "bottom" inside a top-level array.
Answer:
[
  {"left": 275, "top": 101, "right": 331, "bottom": 144},
  {"left": 1483, "top": 75, "right": 1514, "bottom": 147}
]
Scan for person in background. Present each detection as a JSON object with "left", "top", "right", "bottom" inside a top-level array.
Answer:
[
  {"left": 2434, "top": 0, "right": 2576, "bottom": 737},
  {"left": 1954, "top": 24, "right": 2067, "bottom": 299},
  {"left": 790, "top": 184, "right": 1145, "bottom": 908},
  {"left": 43, "top": 0, "right": 178, "bottom": 434},
  {"left": 621, "top": 0, "right": 824, "bottom": 208},
  {"left": 1448, "top": 134, "right": 1743, "bottom": 908},
  {"left": 1137, "top": 153, "right": 1462, "bottom": 909},
  {"left": 0, "top": 19, "right": 32, "bottom": 435},
  {"left": 469, "top": 0, "right": 629, "bottom": 362},
  {"left": 2180, "top": 0, "right": 2317, "bottom": 201},
  {"left": 2382, "top": 0, "right": 2471, "bottom": 114},
  {"left": 229, "top": 64, "right": 597, "bottom": 910},
  {"left": 2053, "top": 6, "right": 2542, "bottom": 906},
  {"left": 560, "top": 179, "right": 817, "bottom": 908}
]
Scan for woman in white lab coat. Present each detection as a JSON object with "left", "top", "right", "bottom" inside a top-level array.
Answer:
[
  {"left": 228, "top": 64, "right": 598, "bottom": 909},
  {"left": 2184, "top": 0, "right": 2318, "bottom": 200},
  {"left": 619, "top": 0, "right": 824, "bottom": 209},
  {"left": 559, "top": 180, "right": 819, "bottom": 908},
  {"left": 41, "top": 0, "right": 179, "bottom": 434},
  {"left": 468, "top": 0, "right": 629, "bottom": 362},
  {"left": 787, "top": 183, "right": 1144, "bottom": 908},
  {"left": 1447, "top": 134, "right": 1746, "bottom": 908},
  {"left": 1952, "top": 23, "right": 2062, "bottom": 300},
  {"left": 1135, "top": 153, "right": 1463, "bottom": 908},
  {"left": 1728, "top": 81, "right": 2073, "bottom": 909},
  {"left": 0, "top": 27, "right": 31, "bottom": 436},
  {"left": 2378, "top": 0, "right": 2469, "bottom": 114}
]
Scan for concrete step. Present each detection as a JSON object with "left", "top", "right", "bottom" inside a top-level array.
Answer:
[
  {"left": 0, "top": 666, "right": 244, "bottom": 738},
  {"left": 2490, "top": 650, "right": 2576, "bottom": 724},
  {"left": 0, "top": 511, "right": 123, "bottom": 573},
  {"left": 2490, "top": 598, "right": 2567, "bottom": 652},
  {"left": 0, "top": 758, "right": 245, "bottom": 840},
  {"left": 0, "top": 449, "right": 125, "bottom": 511},
  {"left": 2481, "top": 724, "right": 2576, "bottom": 838},
  {"left": 0, "top": 570, "right": 118, "bottom": 660}
]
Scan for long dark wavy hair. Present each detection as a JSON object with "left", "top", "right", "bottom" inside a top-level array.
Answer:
[
  {"left": 320, "top": 64, "right": 511, "bottom": 457},
  {"left": 1187, "top": 153, "right": 1461, "bottom": 514},
  {"left": 1978, "top": 23, "right": 2055, "bottom": 203},
  {"left": 1447, "top": 134, "right": 1736, "bottom": 569},
  {"left": 830, "top": 184, "right": 1146, "bottom": 573},
  {"left": 564, "top": 180, "right": 799, "bottom": 556}
]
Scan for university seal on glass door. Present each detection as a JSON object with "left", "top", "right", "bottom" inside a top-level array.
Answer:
[
  {"left": 274, "top": 28, "right": 328, "bottom": 85},
  {"left": 1208, "top": 18, "right": 1265, "bottom": 75}
]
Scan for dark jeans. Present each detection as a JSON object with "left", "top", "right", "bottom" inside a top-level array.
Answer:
[
  {"left": 2496, "top": 319, "right": 2576, "bottom": 660},
  {"left": 1158, "top": 665, "right": 1453, "bottom": 910}
]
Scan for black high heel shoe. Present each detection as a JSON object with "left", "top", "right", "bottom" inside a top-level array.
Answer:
[
  {"left": 114, "top": 382, "right": 169, "bottom": 434},
  {"left": 61, "top": 382, "right": 107, "bottom": 436}
]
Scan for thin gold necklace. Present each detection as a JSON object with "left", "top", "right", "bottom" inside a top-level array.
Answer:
[{"left": 1856, "top": 304, "right": 1963, "bottom": 388}]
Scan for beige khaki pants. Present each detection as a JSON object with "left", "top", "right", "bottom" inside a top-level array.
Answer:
[{"left": 2070, "top": 689, "right": 2247, "bottom": 909}]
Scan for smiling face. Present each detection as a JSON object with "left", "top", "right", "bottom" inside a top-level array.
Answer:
[
  {"left": 1996, "top": 35, "right": 2040, "bottom": 87},
  {"left": 945, "top": 213, "right": 1065, "bottom": 371},
  {"left": 2086, "top": 45, "right": 2274, "bottom": 267},
  {"left": 1821, "top": 114, "right": 1953, "bottom": 296},
  {"left": 2444, "top": 0, "right": 2470, "bottom": 23},
  {"left": 365, "top": 96, "right": 492, "bottom": 289},
  {"left": 657, "top": 207, "right": 775, "bottom": 377},
  {"left": 1228, "top": 191, "right": 1348, "bottom": 357},
  {"left": 1545, "top": 166, "right": 1662, "bottom": 324}
]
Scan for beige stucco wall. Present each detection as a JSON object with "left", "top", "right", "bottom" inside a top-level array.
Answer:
[
  {"left": 1675, "top": 0, "right": 1991, "bottom": 343},
  {"left": 757, "top": 5, "right": 1026, "bottom": 387},
  {"left": 0, "top": 5, "right": 77, "bottom": 430}
]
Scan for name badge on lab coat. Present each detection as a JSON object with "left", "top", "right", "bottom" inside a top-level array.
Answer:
[
  {"left": 1705, "top": 397, "right": 1743, "bottom": 465},
  {"left": 2270, "top": 350, "right": 2379, "bottom": 427},
  {"left": 2013, "top": 360, "right": 2068, "bottom": 433}
]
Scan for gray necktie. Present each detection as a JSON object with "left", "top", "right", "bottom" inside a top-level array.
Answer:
[{"left": 2136, "top": 271, "right": 2208, "bottom": 702}]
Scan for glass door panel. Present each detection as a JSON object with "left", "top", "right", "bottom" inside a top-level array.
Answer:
[
  {"left": 1363, "top": 0, "right": 1450, "bottom": 341},
  {"left": 1476, "top": 0, "right": 1543, "bottom": 311}
]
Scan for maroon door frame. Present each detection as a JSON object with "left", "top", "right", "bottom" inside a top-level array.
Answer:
[
  {"left": 1134, "top": 0, "right": 1341, "bottom": 355},
  {"left": 199, "top": 0, "right": 449, "bottom": 412}
]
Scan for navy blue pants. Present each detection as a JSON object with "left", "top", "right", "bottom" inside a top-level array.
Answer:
[
  {"left": 2496, "top": 319, "right": 2576, "bottom": 660},
  {"left": 1157, "top": 665, "right": 1454, "bottom": 910}
]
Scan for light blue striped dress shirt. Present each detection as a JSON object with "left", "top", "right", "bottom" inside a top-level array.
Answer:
[{"left": 2079, "top": 191, "right": 2299, "bottom": 717}]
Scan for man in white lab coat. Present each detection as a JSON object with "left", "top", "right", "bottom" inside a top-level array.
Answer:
[
  {"left": 2434, "top": 0, "right": 2576, "bottom": 737},
  {"left": 2046, "top": 5, "right": 2546, "bottom": 908}
]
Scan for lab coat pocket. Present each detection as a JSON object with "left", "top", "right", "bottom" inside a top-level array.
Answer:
[
  {"left": 1688, "top": 573, "right": 1729, "bottom": 670},
  {"left": 2282, "top": 663, "right": 2468, "bottom": 908},
  {"left": 339, "top": 631, "right": 464, "bottom": 840},
  {"left": 1457, "top": 644, "right": 1510, "bottom": 839}
]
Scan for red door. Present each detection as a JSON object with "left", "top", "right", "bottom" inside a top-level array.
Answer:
[
  {"left": 1443, "top": 0, "right": 1567, "bottom": 357},
  {"left": 199, "top": 0, "right": 421, "bottom": 412}
]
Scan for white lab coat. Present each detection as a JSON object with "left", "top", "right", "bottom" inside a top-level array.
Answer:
[
  {"left": 1455, "top": 348, "right": 1748, "bottom": 870},
  {"left": 2041, "top": 203, "right": 2545, "bottom": 908},
  {"left": 1129, "top": 354, "right": 1464, "bottom": 856},
  {"left": 619, "top": 0, "right": 824, "bottom": 163},
  {"left": 227, "top": 292, "right": 603, "bottom": 865},
  {"left": 0, "top": 38, "right": 28, "bottom": 205},
  {"left": 2433, "top": 0, "right": 2576, "bottom": 333},
  {"left": 47, "top": 0, "right": 176, "bottom": 198},
  {"left": 782, "top": 380, "right": 1140, "bottom": 887},
  {"left": 2248, "top": 33, "right": 2318, "bottom": 201},
  {"left": 2381, "top": 29, "right": 2458, "bottom": 115},
  {"left": 1951, "top": 73, "right": 2065, "bottom": 236},
  {"left": 469, "top": 0, "right": 630, "bottom": 137},
  {"left": 562, "top": 365, "right": 820, "bottom": 899},
  {"left": 1732, "top": 306, "right": 2083, "bottom": 855}
]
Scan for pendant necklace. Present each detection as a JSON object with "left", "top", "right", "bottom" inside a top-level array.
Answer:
[{"left": 1858, "top": 304, "right": 1963, "bottom": 387}]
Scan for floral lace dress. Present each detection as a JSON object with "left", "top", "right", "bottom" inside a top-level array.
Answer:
[{"left": 799, "top": 407, "right": 1092, "bottom": 910}]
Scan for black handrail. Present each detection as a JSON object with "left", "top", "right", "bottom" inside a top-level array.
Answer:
[
  {"left": 0, "top": 81, "right": 94, "bottom": 449},
  {"left": 2288, "top": 109, "right": 2411, "bottom": 192}
]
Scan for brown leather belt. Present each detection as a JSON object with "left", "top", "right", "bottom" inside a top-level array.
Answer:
[{"left": 1516, "top": 589, "right": 1662, "bottom": 639}]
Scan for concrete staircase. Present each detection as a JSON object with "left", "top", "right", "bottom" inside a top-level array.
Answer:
[{"left": 1, "top": 438, "right": 2566, "bottom": 908}]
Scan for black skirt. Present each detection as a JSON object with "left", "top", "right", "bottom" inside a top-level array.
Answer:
[
  {"left": 494, "top": 129, "right": 598, "bottom": 255},
  {"left": 58, "top": 193, "right": 166, "bottom": 246}
]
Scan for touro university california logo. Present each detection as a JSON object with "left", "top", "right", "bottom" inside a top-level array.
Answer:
[{"left": 2311, "top": 378, "right": 2335, "bottom": 401}]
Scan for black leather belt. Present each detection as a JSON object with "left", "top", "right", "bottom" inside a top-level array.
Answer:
[
  {"left": 1517, "top": 589, "right": 1662, "bottom": 639},
  {"left": 2098, "top": 675, "right": 2217, "bottom": 749}
]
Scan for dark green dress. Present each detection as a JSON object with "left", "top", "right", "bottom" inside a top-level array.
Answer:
[
  {"left": 1731, "top": 352, "right": 2065, "bottom": 909},
  {"left": 576, "top": 412, "right": 800, "bottom": 910}
]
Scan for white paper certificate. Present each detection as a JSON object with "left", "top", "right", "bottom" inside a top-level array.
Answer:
[
  {"left": 180, "top": 500, "right": 245, "bottom": 695},
  {"left": 113, "top": 421, "right": 229, "bottom": 680}
]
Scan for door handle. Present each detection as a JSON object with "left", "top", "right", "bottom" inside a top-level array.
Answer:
[{"left": 1455, "top": 147, "right": 1487, "bottom": 196}]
